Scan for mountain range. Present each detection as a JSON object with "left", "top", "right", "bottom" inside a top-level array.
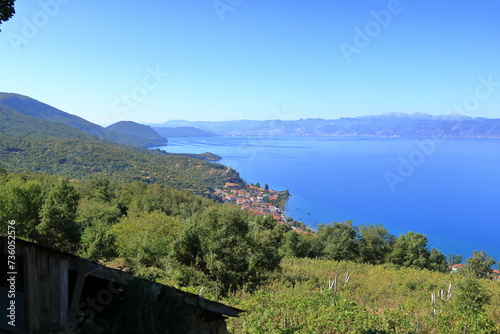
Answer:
[
  {"left": 153, "top": 112, "right": 500, "bottom": 138},
  {"left": 152, "top": 126, "right": 218, "bottom": 138},
  {"left": 4, "top": 92, "right": 499, "bottom": 140}
]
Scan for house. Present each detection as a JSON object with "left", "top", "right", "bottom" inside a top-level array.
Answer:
[
  {"left": 0, "top": 236, "right": 243, "bottom": 333},
  {"left": 449, "top": 263, "right": 466, "bottom": 272},
  {"left": 224, "top": 182, "right": 239, "bottom": 189}
]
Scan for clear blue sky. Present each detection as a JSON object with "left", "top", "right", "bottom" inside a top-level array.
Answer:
[{"left": 1, "top": 0, "right": 500, "bottom": 125}]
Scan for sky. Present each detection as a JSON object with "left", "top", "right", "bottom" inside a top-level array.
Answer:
[{"left": 1, "top": 0, "right": 500, "bottom": 125}]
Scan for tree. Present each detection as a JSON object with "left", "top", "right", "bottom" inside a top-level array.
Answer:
[
  {"left": 447, "top": 253, "right": 462, "bottom": 266},
  {"left": 388, "top": 231, "right": 430, "bottom": 269},
  {"left": 173, "top": 205, "right": 281, "bottom": 292},
  {"left": 247, "top": 217, "right": 283, "bottom": 278},
  {"left": 315, "top": 221, "right": 359, "bottom": 261},
  {"left": 464, "top": 250, "right": 495, "bottom": 279},
  {"left": 77, "top": 199, "right": 121, "bottom": 261},
  {"left": 36, "top": 179, "right": 81, "bottom": 252},
  {"left": 79, "top": 178, "right": 114, "bottom": 202},
  {"left": 264, "top": 184, "right": 269, "bottom": 191},
  {"left": 0, "top": 176, "right": 44, "bottom": 240},
  {"left": 195, "top": 205, "right": 253, "bottom": 291},
  {"left": 110, "top": 211, "right": 182, "bottom": 268},
  {"left": 279, "top": 230, "right": 313, "bottom": 258},
  {"left": 358, "top": 224, "right": 395, "bottom": 264},
  {"left": 79, "top": 219, "right": 117, "bottom": 262},
  {"left": 171, "top": 223, "right": 202, "bottom": 268},
  {"left": 0, "top": 0, "right": 15, "bottom": 28},
  {"left": 455, "top": 278, "right": 491, "bottom": 317},
  {"left": 428, "top": 248, "right": 448, "bottom": 272}
]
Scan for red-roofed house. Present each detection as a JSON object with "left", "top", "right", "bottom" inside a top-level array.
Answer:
[{"left": 449, "top": 263, "right": 466, "bottom": 272}]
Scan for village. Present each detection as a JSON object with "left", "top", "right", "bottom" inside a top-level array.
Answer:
[
  {"left": 214, "top": 182, "right": 310, "bottom": 234},
  {"left": 214, "top": 182, "right": 286, "bottom": 222}
]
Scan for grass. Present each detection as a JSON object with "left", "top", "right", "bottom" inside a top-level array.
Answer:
[{"left": 223, "top": 258, "right": 500, "bottom": 333}]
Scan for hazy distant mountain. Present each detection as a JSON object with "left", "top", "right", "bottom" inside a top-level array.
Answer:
[
  {"left": 153, "top": 113, "right": 500, "bottom": 138},
  {"left": 153, "top": 126, "right": 218, "bottom": 138},
  {"left": 0, "top": 93, "right": 165, "bottom": 147},
  {"left": 107, "top": 121, "right": 167, "bottom": 143}
]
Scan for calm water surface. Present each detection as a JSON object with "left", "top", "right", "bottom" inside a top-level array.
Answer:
[{"left": 157, "top": 136, "right": 500, "bottom": 264}]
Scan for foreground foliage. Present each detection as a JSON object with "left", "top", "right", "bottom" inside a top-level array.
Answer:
[
  {"left": 1, "top": 171, "right": 498, "bottom": 333},
  {"left": 224, "top": 258, "right": 500, "bottom": 333}
]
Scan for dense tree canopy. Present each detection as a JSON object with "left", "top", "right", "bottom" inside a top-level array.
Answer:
[
  {"left": 0, "top": 175, "right": 44, "bottom": 240},
  {"left": 315, "top": 221, "right": 359, "bottom": 261},
  {"left": 1, "top": 170, "right": 486, "bottom": 301},
  {"left": 428, "top": 247, "right": 448, "bottom": 272},
  {"left": 172, "top": 205, "right": 282, "bottom": 292},
  {"left": 464, "top": 250, "right": 496, "bottom": 279},
  {"left": 0, "top": 134, "right": 241, "bottom": 194},
  {"left": 37, "top": 179, "right": 81, "bottom": 252},
  {"left": 358, "top": 223, "right": 395, "bottom": 264},
  {"left": 111, "top": 211, "right": 183, "bottom": 268},
  {"left": 0, "top": 0, "right": 15, "bottom": 27},
  {"left": 388, "top": 231, "right": 430, "bottom": 269}
]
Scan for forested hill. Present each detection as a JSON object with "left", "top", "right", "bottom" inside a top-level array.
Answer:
[
  {"left": 0, "top": 98, "right": 242, "bottom": 193},
  {"left": 0, "top": 106, "right": 97, "bottom": 141},
  {"left": 0, "top": 93, "right": 166, "bottom": 147},
  {"left": 155, "top": 113, "right": 500, "bottom": 138},
  {"left": 0, "top": 133, "right": 240, "bottom": 194}
]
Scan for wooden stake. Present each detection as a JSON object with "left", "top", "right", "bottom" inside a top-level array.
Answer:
[
  {"left": 431, "top": 293, "right": 436, "bottom": 315},
  {"left": 328, "top": 278, "right": 334, "bottom": 290},
  {"left": 344, "top": 271, "right": 351, "bottom": 286}
]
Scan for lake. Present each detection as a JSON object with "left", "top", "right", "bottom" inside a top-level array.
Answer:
[{"left": 157, "top": 136, "right": 500, "bottom": 265}]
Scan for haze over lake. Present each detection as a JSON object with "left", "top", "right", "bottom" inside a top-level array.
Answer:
[{"left": 158, "top": 136, "right": 500, "bottom": 265}]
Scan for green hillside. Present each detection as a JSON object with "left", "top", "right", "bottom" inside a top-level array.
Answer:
[
  {"left": 0, "top": 93, "right": 165, "bottom": 147},
  {"left": 0, "top": 95, "right": 238, "bottom": 193},
  {"left": 0, "top": 106, "right": 96, "bottom": 140},
  {"left": 0, "top": 134, "right": 240, "bottom": 194}
]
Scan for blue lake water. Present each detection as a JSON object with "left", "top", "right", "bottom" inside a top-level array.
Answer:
[{"left": 157, "top": 136, "right": 500, "bottom": 265}]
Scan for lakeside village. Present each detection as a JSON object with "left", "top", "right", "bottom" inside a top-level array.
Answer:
[
  {"left": 215, "top": 183, "right": 500, "bottom": 278},
  {"left": 214, "top": 182, "right": 310, "bottom": 234}
]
